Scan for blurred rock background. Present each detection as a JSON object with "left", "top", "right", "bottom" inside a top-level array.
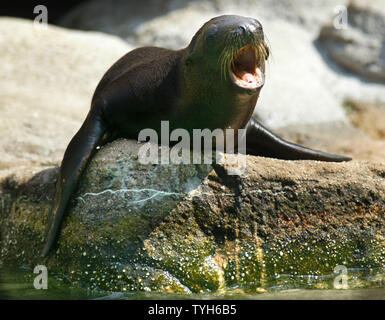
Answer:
[{"left": 0, "top": 0, "right": 385, "bottom": 175}]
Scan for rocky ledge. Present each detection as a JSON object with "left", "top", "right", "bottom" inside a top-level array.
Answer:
[{"left": 1, "top": 140, "right": 384, "bottom": 293}]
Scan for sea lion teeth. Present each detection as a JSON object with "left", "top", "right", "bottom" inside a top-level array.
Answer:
[{"left": 230, "top": 46, "right": 263, "bottom": 89}]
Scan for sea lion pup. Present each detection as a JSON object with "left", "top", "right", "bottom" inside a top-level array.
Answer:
[{"left": 42, "top": 15, "right": 351, "bottom": 257}]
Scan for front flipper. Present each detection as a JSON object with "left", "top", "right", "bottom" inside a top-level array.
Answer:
[
  {"left": 41, "top": 107, "right": 107, "bottom": 257},
  {"left": 245, "top": 118, "right": 352, "bottom": 162}
]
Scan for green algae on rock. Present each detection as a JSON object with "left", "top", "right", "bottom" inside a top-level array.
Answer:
[{"left": 1, "top": 139, "right": 385, "bottom": 293}]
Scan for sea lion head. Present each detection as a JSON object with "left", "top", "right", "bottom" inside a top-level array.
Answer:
[{"left": 185, "top": 15, "right": 269, "bottom": 93}]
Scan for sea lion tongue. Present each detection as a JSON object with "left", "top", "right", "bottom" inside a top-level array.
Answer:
[
  {"left": 240, "top": 71, "right": 256, "bottom": 83},
  {"left": 232, "top": 45, "right": 263, "bottom": 88}
]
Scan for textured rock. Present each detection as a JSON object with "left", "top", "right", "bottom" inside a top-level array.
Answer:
[
  {"left": 59, "top": 0, "right": 350, "bottom": 40},
  {"left": 0, "top": 17, "right": 131, "bottom": 171},
  {"left": 343, "top": 100, "right": 385, "bottom": 140},
  {"left": 318, "top": 0, "right": 385, "bottom": 83},
  {"left": 1, "top": 139, "right": 384, "bottom": 293},
  {"left": 276, "top": 121, "right": 385, "bottom": 162},
  {"left": 275, "top": 101, "right": 385, "bottom": 163}
]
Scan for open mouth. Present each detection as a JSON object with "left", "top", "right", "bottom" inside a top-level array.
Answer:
[{"left": 230, "top": 45, "right": 264, "bottom": 90}]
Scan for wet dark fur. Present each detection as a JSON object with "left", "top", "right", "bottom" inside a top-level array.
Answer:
[{"left": 42, "top": 15, "right": 351, "bottom": 257}]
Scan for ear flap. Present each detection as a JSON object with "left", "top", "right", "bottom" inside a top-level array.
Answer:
[
  {"left": 185, "top": 55, "right": 193, "bottom": 66},
  {"left": 185, "top": 51, "right": 198, "bottom": 66}
]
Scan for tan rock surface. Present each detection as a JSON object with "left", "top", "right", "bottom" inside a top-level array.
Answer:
[
  {"left": 0, "top": 18, "right": 131, "bottom": 171},
  {"left": 1, "top": 140, "right": 384, "bottom": 292}
]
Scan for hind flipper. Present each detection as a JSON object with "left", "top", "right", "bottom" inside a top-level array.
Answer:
[
  {"left": 245, "top": 118, "right": 352, "bottom": 162},
  {"left": 42, "top": 107, "right": 107, "bottom": 257}
]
